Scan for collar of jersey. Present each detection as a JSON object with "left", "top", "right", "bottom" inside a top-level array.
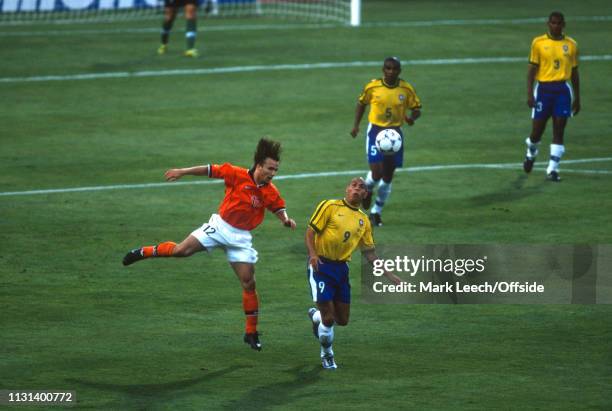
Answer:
[
  {"left": 248, "top": 167, "right": 267, "bottom": 188},
  {"left": 342, "top": 199, "right": 360, "bottom": 211},
  {"left": 546, "top": 32, "right": 565, "bottom": 41},
  {"left": 381, "top": 78, "right": 400, "bottom": 89}
]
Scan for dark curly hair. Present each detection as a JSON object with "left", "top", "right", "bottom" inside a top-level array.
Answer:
[{"left": 253, "top": 137, "right": 282, "bottom": 166}]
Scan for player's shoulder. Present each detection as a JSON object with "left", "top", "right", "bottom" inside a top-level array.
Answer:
[
  {"left": 398, "top": 79, "right": 416, "bottom": 91},
  {"left": 531, "top": 33, "right": 549, "bottom": 45},
  {"left": 564, "top": 35, "right": 578, "bottom": 46},
  {"left": 363, "top": 78, "right": 384, "bottom": 90}
]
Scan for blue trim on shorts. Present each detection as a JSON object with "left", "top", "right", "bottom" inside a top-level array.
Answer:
[{"left": 366, "top": 124, "right": 404, "bottom": 167}]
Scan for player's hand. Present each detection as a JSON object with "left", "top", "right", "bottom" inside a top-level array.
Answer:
[
  {"left": 309, "top": 255, "right": 321, "bottom": 272},
  {"left": 283, "top": 218, "right": 297, "bottom": 229},
  {"left": 527, "top": 96, "right": 535, "bottom": 109},
  {"left": 385, "top": 272, "right": 402, "bottom": 285},
  {"left": 404, "top": 115, "right": 415, "bottom": 126},
  {"left": 350, "top": 127, "right": 359, "bottom": 138},
  {"left": 165, "top": 169, "right": 183, "bottom": 181}
]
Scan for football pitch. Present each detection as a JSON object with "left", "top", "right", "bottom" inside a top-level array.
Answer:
[{"left": 1, "top": 0, "right": 611, "bottom": 409}]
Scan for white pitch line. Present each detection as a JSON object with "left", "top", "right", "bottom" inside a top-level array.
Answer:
[
  {"left": 1, "top": 55, "right": 611, "bottom": 84},
  {"left": 1, "top": 15, "right": 611, "bottom": 36},
  {"left": 1, "top": 157, "right": 610, "bottom": 198}
]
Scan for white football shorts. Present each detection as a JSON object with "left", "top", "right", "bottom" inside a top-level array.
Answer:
[{"left": 190, "top": 214, "right": 258, "bottom": 264}]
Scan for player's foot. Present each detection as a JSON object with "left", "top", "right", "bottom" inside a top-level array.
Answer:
[
  {"left": 184, "top": 49, "right": 199, "bottom": 58},
  {"left": 157, "top": 44, "right": 167, "bottom": 55},
  {"left": 361, "top": 190, "right": 373, "bottom": 209},
  {"left": 523, "top": 157, "right": 535, "bottom": 173},
  {"left": 547, "top": 171, "right": 561, "bottom": 182},
  {"left": 321, "top": 353, "right": 337, "bottom": 370},
  {"left": 308, "top": 307, "right": 319, "bottom": 339},
  {"left": 244, "top": 332, "right": 262, "bottom": 351},
  {"left": 369, "top": 212, "right": 383, "bottom": 227},
  {"left": 122, "top": 248, "right": 144, "bottom": 266}
]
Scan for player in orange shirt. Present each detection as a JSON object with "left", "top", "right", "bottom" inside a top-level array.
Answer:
[{"left": 122, "top": 138, "right": 297, "bottom": 351}]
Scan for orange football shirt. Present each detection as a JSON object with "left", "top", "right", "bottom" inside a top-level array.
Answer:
[{"left": 208, "top": 163, "right": 286, "bottom": 231}]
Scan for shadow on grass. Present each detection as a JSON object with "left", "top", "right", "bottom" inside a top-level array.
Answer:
[
  {"left": 223, "top": 364, "right": 322, "bottom": 410},
  {"left": 468, "top": 174, "right": 542, "bottom": 207},
  {"left": 67, "top": 365, "right": 247, "bottom": 409}
]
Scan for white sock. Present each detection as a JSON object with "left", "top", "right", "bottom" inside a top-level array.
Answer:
[
  {"left": 547, "top": 144, "right": 565, "bottom": 174},
  {"left": 371, "top": 181, "right": 391, "bottom": 214},
  {"left": 312, "top": 310, "right": 321, "bottom": 324},
  {"left": 525, "top": 137, "right": 540, "bottom": 159},
  {"left": 318, "top": 323, "right": 334, "bottom": 355},
  {"left": 365, "top": 171, "right": 378, "bottom": 192}
]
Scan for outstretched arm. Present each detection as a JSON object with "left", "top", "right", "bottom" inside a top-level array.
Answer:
[
  {"left": 165, "top": 165, "right": 209, "bottom": 181},
  {"left": 363, "top": 248, "right": 402, "bottom": 285},
  {"left": 350, "top": 103, "right": 366, "bottom": 138}
]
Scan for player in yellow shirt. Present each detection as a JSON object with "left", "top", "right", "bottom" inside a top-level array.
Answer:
[
  {"left": 305, "top": 177, "right": 400, "bottom": 369},
  {"left": 523, "top": 11, "right": 581, "bottom": 182},
  {"left": 350, "top": 57, "right": 422, "bottom": 226}
]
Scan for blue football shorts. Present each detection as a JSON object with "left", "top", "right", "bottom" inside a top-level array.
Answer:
[
  {"left": 532, "top": 81, "right": 573, "bottom": 120},
  {"left": 366, "top": 124, "right": 404, "bottom": 167},
  {"left": 307, "top": 258, "right": 351, "bottom": 304}
]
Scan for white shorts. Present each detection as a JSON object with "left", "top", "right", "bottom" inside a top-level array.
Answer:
[{"left": 190, "top": 214, "right": 258, "bottom": 264}]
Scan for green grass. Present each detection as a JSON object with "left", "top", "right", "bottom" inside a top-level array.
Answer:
[{"left": 1, "top": 1, "right": 612, "bottom": 409}]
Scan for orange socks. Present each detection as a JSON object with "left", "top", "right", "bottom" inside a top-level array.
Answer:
[
  {"left": 141, "top": 241, "right": 177, "bottom": 258},
  {"left": 242, "top": 289, "right": 259, "bottom": 334}
]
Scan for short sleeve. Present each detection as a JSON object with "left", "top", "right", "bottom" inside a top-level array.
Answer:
[
  {"left": 209, "top": 162, "right": 236, "bottom": 185},
  {"left": 359, "top": 218, "right": 375, "bottom": 250},
  {"left": 529, "top": 39, "right": 539, "bottom": 65},
  {"left": 266, "top": 185, "right": 286, "bottom": 213},
  {"left": 308, "top": 200, "right": 331, "bottom": 233},
  {"left": 358, "top": 82, "right": 374, "bottom": 105}
]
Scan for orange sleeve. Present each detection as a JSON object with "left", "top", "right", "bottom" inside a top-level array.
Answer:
[
  {"left": 209, "top": 162, "right": 236, "bottom": 185},
  {"left": 265, "top": 184, "right": 286, "bottom": 213}
]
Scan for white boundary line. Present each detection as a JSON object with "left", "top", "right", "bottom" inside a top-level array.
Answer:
[
  {"left": 1, "top": 15, "right": 611, "bottom": 36},
  {"left": 1, "top": 55, "right": 611, "bottom": 84},
  {"left": 1, "top": 157, "right": 610, "bottom": 197}
]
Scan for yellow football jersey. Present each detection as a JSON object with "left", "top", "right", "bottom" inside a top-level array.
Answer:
[
  {"left": 529, "top": 33, "right": 578, "bottom": 82},
  {"left": 309, "top": 199, "right": 374, "bottom": 262},
  {"left": 358, "top": 79, "right": 421, "bottom": 127}
]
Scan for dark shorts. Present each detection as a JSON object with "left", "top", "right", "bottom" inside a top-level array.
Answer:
[
  {"left": 366, "top": 124, "right": 404, "bottom": 167},
  {"left": 164, "top": 0, "right": 197, "bottom": 7},
  {"left": 532, "top": 81, "right": 573, "bottom": 119},
  {"left": 307, "top": 258, "right": 351, "bottom": 304}
]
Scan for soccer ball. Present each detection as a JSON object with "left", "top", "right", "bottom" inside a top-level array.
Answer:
[{"left": 375, "top": 129, "right": 402, "bottom": 154}]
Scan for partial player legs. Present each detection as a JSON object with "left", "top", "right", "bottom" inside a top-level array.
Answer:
[
  {"left": 184, "top": 4, "right": 198, "bottom": 57},
  {"left": 122, "top": 235, "right": 204, "bottom": 266},
  {"left": 309, "top": 301, "right": 350, "bottom": 369},
  {"left": 523, "top": 118, "right": 547, "bottom": 173},
  {"left": 230, "top": 262, "right": 262, "bottom": 351}
]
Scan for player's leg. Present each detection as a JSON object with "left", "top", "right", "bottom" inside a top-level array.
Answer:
[
  {"left": 370, "top": 148, "right": 399, "bottom": 227},
  {"left": 307, "top": 262, "right": 339, "bottom": 369},
  {"left": 524, "top": 83, "right": 551, "bottom": 172},
  {"left": 332, "top": 301, "right": 350, "bottom": 326},
  {"left": 122, "top": 234, "right": 204, "bottom": 266},
  {"left": 159, "top": 4, "right": 177, "bottom": 54},
  {"left": 546, "top": 116, "right": 567, "bottom": 181},
  {"left": 316, "top": 300, "right": 338, "bottom": 369},
  {"left": 230, "top": 262, "right": 262, "bottom": 351},
  {"left": 364, "top": 124, "right": 383, "bottom": 209},
  {"left": 184, "top": 2, "right": 198, "bottom": 57},
  {"left": 546, "top": 83, "right": 572, "bottom": 181}
]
